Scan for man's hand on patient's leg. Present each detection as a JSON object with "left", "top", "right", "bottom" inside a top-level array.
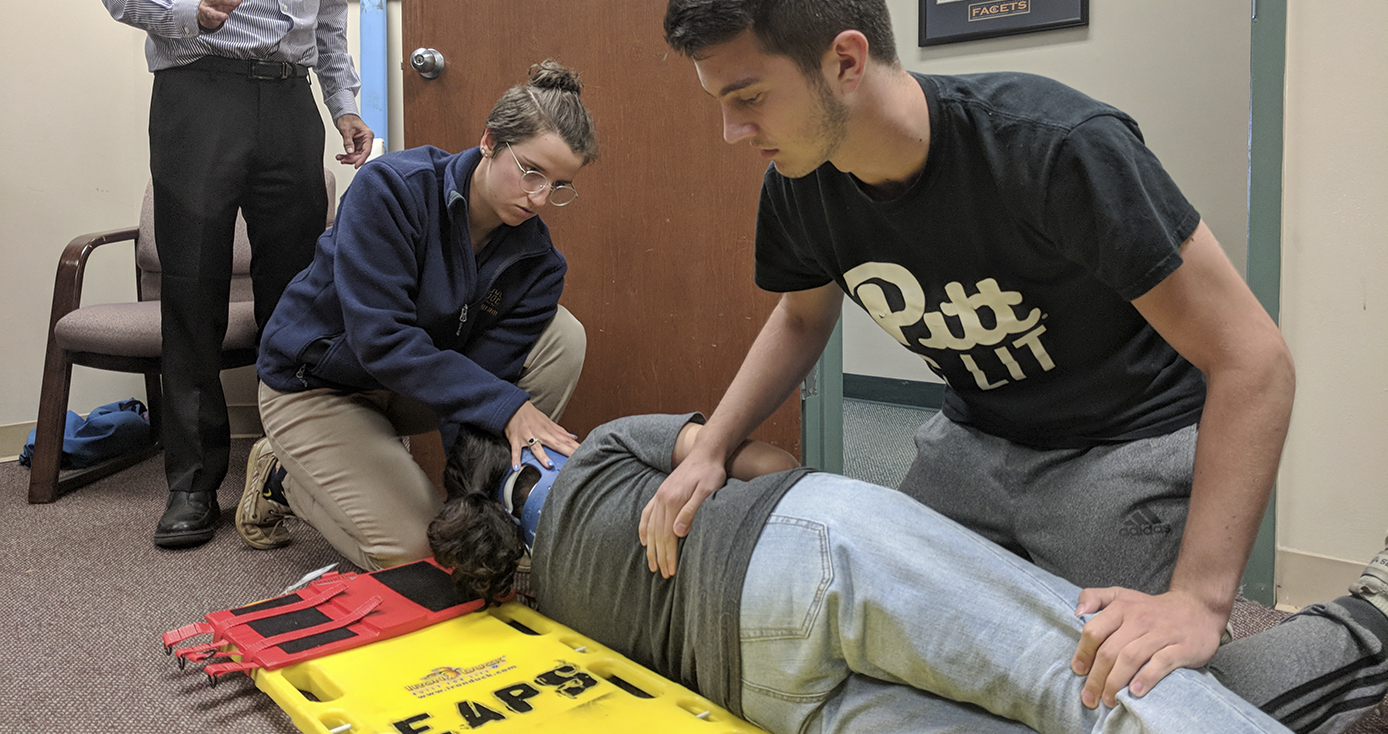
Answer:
[{"left": 1071, "top": 586, "right": 1226, "bottom": 708}]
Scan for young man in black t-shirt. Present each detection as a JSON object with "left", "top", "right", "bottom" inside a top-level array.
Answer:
[{"left": 644, "top": 0, "right": 1298, "bottom": 713}]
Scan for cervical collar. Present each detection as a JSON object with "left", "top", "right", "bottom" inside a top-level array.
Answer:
[{"left": 495, "top": 447, "right": 567, "bottom": 549}]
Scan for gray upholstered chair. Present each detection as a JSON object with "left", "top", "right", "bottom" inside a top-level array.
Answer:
[{"left": 29, "top": 170, "right": 336, "bottom": 503}]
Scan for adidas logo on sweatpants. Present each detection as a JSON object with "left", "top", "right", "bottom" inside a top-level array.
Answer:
[{"left": 1120, "top": 508, "right": 1172, "bottom": 537}]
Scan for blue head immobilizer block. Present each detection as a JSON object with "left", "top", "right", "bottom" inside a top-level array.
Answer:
[{"left": 495, "top": 447, "right": 567, "bottom": 549}]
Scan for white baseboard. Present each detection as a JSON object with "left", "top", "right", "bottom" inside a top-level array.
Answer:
[
  {"left": 1275, "top": 548, "right": 1364, "bottom": 611},
  {"left": 0, "top": 421, "right": 33, "bottom": 463},
  {"left": 0, "top": 404, "right": 263, "bottom": 464}
]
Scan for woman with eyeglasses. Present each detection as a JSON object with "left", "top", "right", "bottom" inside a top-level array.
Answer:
[{"left": 237, "top": 60, "right": 598, "bottom": 572}]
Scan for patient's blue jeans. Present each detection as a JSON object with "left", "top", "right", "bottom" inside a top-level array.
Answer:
[{"left": 738, "top": 474, "right": 1290, "bottom": 734}]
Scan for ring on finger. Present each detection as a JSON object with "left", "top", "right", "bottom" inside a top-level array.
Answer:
[{"left": 526, "top": 437, "right": 538, "bottom": 447}]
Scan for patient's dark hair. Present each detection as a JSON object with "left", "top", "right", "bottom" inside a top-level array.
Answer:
[
  {"left": 664, "top": 0, "right": 898, "bottom": 75},
  {"left": 428, "top": 429, "right": 526, "bottom": 605}
]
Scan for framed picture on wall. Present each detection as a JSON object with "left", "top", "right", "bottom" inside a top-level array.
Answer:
[{"left": 919, "top": 0, "right": 1088, "bottom": 47}]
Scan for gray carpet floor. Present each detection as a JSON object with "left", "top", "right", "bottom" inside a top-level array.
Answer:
[
  {"left": 842, "top": 399, "right": 937, "bottom": 489},
  {"left": 0, "top": 404, "right": 1381, "bottom": 732},
  {"left": 0, "top": 440, "right": 340, "bottom": 733}
]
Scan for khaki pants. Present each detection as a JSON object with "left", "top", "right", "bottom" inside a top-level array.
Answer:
[{"left": 258, "top": 306, "right": 585, "bottom": 570}]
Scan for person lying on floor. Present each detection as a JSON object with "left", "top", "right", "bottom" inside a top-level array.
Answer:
[{"left": 427, "top": 413, "right": 1388, "bottom": 734}]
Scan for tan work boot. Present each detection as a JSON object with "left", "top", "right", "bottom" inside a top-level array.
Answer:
[{"left": 236, "top": 437, "right": 293, "bottom": 550}]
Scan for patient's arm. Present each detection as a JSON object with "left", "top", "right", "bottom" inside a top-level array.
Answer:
[{"left": 673, "top": 422, "right": 799, "bottom": 480}]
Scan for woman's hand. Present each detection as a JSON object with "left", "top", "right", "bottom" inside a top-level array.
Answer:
[{"left": 503, "top": 401, "right": 579, "bottom": 470}]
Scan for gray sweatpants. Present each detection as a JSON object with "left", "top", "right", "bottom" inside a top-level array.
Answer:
[
  {"left": 1210, "top": 596, "right": 1388, "bottom": 733},
  {"left": 899, "top": 412, "right": 1194, "bottom": 593}
]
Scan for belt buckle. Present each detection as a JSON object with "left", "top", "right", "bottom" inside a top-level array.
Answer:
[{"left": 249, "top": 61, "right": 292, "bottom": 80}]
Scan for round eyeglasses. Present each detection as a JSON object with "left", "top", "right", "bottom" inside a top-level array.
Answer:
[{"left": 506, "top": 143, "right": 578, "bottom": 207}]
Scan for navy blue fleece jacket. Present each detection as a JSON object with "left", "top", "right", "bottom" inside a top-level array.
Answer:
[{"left": 257, "top": 146, "right": 566, "bottom": 437}]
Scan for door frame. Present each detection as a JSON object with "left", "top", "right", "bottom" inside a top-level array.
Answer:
[
  {"left": 1241, "top": 0, "right": 1287, "bottom": 606},
  {"left": 801, "top": 319, "right": 843, "bottom": 473}
]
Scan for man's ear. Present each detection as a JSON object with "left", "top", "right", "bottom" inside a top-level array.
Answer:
[
  {"left": 479, "top": 127, "right": 495, "bottom": 157},
  {"left": 824, "top": 30, "right": 870, "bottom": 94}
]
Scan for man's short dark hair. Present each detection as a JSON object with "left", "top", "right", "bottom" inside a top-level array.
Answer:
[{"left": 664, "top": 0, "right": 899, "bottom": 75}]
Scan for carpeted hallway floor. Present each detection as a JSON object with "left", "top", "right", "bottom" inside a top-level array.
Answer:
[{"left": 0, "top": 413, "right": 1383, "bottom": 732}]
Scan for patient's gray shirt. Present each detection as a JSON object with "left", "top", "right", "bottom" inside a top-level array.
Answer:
[{"left": 530, "top": 413, "right": 811, "bottom": 717}]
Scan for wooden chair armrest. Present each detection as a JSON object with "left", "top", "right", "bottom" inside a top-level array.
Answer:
[{"left": 48, "top": 227, "right": 139, "bottom": 328}]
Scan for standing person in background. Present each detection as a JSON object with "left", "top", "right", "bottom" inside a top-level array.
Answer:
[
  {"left": 645, "top": 0, "right": 1296, "bottom": 713},
  {"left": 102, "top": 0, "right": 374, "bottom": 548}
]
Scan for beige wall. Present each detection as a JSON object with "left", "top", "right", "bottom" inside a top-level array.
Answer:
[
  {"left": 1274, "top": 0, "right": 1388, "bottom": 607},
  {"left": 846, "top": 0, "right": 1253, "bottom": 381},
  {"left": 0, "top": 1, "right": 407, "bottom": 449},
  {"left": 2, "top": 3, "right": 153, "bottom": 438}
]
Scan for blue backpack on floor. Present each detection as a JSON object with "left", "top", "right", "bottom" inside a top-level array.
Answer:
[{"left": 19, "top": 399, "right": 153, "bottom": 469}]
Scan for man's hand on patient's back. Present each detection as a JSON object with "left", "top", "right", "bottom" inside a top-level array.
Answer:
[
  {"left": 639, "top": 454, "right": 726, "bottom": 578},
  {"left": 198, "top": 0, "right": 241, "bottom": 31},
  {"left": 1071, "top": 586, "right": 1227, "bottom": 709}
]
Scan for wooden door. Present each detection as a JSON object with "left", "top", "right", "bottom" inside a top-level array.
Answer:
[{"left": 402, "top": 1, "right": 800, "bottom": 453}]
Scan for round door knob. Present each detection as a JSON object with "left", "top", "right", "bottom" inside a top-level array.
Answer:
[{"left": 410, "top": 48, "right": 445, "bottom": 79}]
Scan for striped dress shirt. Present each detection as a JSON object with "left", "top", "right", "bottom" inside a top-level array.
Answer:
[{"left": 102, "top": 0, "right": 360, "bottom": 120}]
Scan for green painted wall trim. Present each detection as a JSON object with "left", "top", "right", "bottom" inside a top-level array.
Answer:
[
  {"left": 801, "top": 317, "right": 844, "bottom": 474},
  {"left": 1241, "top": 0, "right": 1287, "bottom": 606},
  {"left": 844, "top": 374, "right": 946, "bottom": 410}
]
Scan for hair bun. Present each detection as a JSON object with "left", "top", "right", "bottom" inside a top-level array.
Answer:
[{"left": 528, "top": 59, "right": 583, "bottom": 95}]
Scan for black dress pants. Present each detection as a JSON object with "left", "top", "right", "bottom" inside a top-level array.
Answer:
[{"left": 149, "top": 61, "right": 327, "bottom": 496}]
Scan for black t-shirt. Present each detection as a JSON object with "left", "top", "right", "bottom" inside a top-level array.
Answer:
[{"left": 757, "top": 72, "right": 1206, "bottom": 448}]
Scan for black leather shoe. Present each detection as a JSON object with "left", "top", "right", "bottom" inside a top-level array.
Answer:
[{"left": 153, "top": 491, "right": 221, "bottom": 548}]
